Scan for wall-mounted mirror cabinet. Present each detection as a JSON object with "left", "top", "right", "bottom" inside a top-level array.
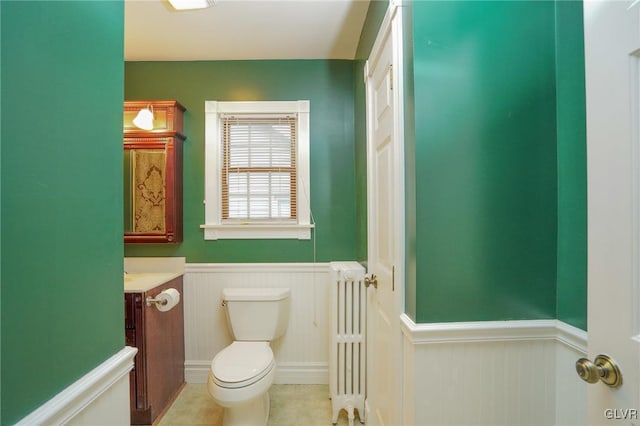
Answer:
[{"left": 124, "top": 100, "right": 185, "bottom": 243}]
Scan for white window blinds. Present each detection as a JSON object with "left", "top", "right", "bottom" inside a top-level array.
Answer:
[{"left": 221, "top": 115, "right": 297, "bottom": 221}]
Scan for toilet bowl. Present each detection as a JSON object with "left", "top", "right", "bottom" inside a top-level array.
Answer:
[
  {"left": 207, "top": 288, "right": 290, "bottom": 426},
  {"left": 208, "top": 342, "right": 276, "bottom": 424}
]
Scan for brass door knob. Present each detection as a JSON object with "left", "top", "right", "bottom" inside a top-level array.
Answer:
[
  {"left": 575, "top": 358, "right": 600, "bottom": 383},
  {"left": 575, "top": 354, "right": 623, "bottom": 388},
  {"left": 364, "top": 274, "right": 378, "bottom": 289}
]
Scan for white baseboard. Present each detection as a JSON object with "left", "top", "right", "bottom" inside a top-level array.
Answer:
[
  {"left": 16, "top": 346, "right": 137, "bottom": 426},
  {"left": 185, "top": 360, "right": 328, "bottom": 385},
  {"left": 274, "top": 362, "right": 329, "bottom": 384},
  {"left": 185, "top": 360, "right": 211, "bottom": 384}
]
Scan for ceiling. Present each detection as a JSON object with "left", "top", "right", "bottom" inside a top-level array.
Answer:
[{"left": 124, "top": 0, "right": 371, "bottom": 61}]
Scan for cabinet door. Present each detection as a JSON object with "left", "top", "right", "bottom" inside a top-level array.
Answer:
[
  {"left": 124, "top": 137, "right": 182, "bottom": 243},
  {"left": 123, "top": 100, "right": 185, "bottom": 244}
]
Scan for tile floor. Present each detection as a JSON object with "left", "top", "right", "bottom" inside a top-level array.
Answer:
[{"left": 157, "top": 384, "right": 357, "bottom": 426}]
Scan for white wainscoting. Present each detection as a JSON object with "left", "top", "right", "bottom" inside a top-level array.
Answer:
[
  {"left": 400, "top": 315, "right": 587, "bottom": 426},
  {"left": 16, "top": 346, "right": 137, "bottom": 426},
  {"left": 555, "top": 322, "right": 588, "bottom": 426},
  {"left": 184, "top": 263, "right": 330, "bottom": 384}
]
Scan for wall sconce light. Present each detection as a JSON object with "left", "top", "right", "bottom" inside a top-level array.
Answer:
[
  {"left": 168, "top": 0, "right": 215, "bottom": 10},
  {"left": 132, "top": 105, "right": 154, "bottom": 131}
]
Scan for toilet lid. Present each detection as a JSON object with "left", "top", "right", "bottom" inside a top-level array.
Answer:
[{"left": 212, "top": 341, "right": 275, "bottom": 388}]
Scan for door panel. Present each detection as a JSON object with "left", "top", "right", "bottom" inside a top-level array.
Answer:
[
  {"left": 366, "top": 6, "right": 404, "bottom": 426},
  {"left": 584, "top": 1, "right": 640, "bottom": 422}
]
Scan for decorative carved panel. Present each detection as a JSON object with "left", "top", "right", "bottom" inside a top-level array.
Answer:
[{"left": 124, "top": 101, "right": 185, "bottom": 243}]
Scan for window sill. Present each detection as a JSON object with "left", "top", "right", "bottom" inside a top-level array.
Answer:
[{"left": 200, "top": 223, "right": 314, "bottom": 240}]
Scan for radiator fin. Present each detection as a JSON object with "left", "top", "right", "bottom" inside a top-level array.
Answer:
[{"left": 329, "top": 262, "right": 366, "bottom": 425}]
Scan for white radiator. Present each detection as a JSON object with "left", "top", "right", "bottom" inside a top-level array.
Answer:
[{"left": 329, "top": 262, "right": 367, "bottom": 425}]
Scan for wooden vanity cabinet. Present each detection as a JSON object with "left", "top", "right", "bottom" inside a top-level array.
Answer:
[
  {"left": 125, "top": 276, "right": 185, "bottom": 424},
  {"left": 124, "top": 100, "right": 185, "bottom": 244}
]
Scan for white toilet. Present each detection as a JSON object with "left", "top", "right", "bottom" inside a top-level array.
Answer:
[{"left": 208, "top": 287, "right": 291, "bottom": 426}]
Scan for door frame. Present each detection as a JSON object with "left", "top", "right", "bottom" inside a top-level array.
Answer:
[{"left": 364, "top": 1, "right": 406, "bottom": 424}]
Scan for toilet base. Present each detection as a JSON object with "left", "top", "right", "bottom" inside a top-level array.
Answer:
[{"left": 222, "top": 392, "right": 270, "bottom": 426}]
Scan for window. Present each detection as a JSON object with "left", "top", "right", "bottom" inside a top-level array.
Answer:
[
  {"left": 222, "top": 115, "right": 296, "bottom": 221},
  {"left": 201, "top": 101, "right": 311, "bottom": 239}
]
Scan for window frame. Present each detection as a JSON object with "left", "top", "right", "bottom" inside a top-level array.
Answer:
[{"left": 201, "top": 100, "right": 311, "bottom": 240}]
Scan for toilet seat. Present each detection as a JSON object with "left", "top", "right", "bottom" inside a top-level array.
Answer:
[{"left": 212, "top": 341, "right": 275, "bottom": 389}]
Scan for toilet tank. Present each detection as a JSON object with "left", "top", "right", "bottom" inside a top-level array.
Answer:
[{"left": 222, "top": 287, "right": 291, "bottom": 341}]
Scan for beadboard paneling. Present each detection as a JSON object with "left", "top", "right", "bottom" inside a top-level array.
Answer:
[
  {"left": 401, "top": 315, "right": 587, "bottom": 426},
  {"left": 555, "top": 323, "right": 587, "bottom": 426},
  {"left": 183, "top": 263, "right": 330, "bottom": 384},
  {"left": 411, "top": 339, "right": 555, "bottom": 425}
]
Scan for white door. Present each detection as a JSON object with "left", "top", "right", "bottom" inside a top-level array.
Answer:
[
  {"left": 365, "top": 4, "right": 404, "bottom": 426},
  {"left": 584, "top": 0, "right": 640, "bottom": 423}
]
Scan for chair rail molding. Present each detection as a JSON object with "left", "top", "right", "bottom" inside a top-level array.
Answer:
[
  {"left": 16, "top": 346, "right": 137, "bottom": 426},
  {"left": 400, "top": 314, "right": 587, "bottom": 349}
]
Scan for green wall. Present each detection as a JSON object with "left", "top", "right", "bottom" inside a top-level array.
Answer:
[
  {"left": 353, "top": 62, "right": 368, "bottom": 262},
  {"left": 1, "top": 2, "right": 124, "bottom": 424},
  {"left": 410, "top": 1, "right": 559, "bottom": 323},
  {"left": 124, "top": 61, "right": 357, "bottom": 263},
  {"left": 0, "top": 1, "right": 3, "bottom": 415},
  {"left": 403, "top": 1, "right": 418, "bottom": 320},
  {"left": 555, "top": 0, "right": 587, "bottom": 331},
  {"left": 128, "top": 0, "right": 589, "bottom": 328}
]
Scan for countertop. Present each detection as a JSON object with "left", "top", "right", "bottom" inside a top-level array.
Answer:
[
  {"left": 123, "top": 257, "right": 186, "bottom": 293},
  {"left": 124, "top": 271, "right": 183, "bottom": 293}
]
